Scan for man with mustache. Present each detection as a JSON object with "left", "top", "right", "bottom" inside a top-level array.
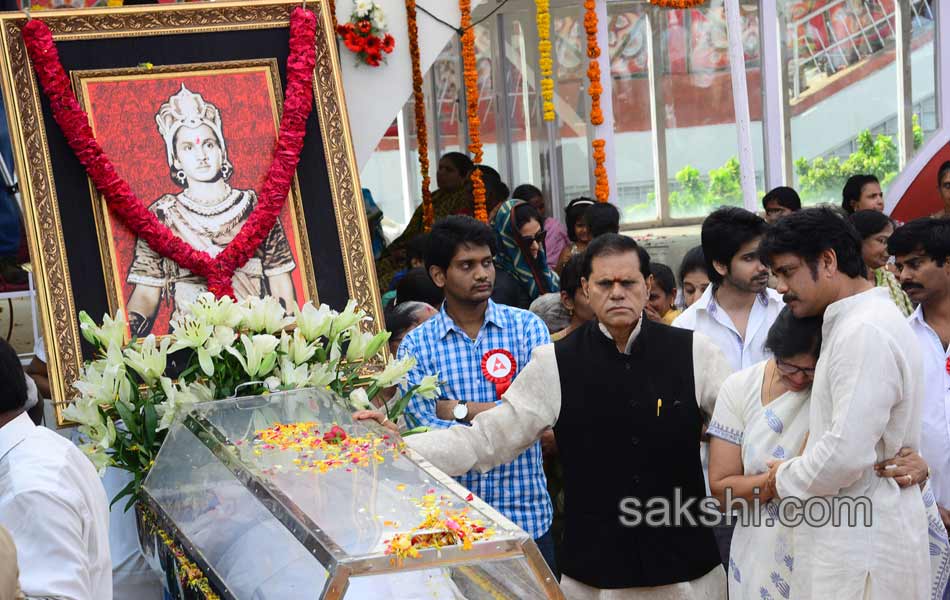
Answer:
[
  {"left": 760, "top": 208, "right": 929, "bottom": 599},
  {"left": 889, "top": 218, "right": 950, "bottom": 550},
  {"left": 672, "top": 207, "right": 784, "bottom": 567}
]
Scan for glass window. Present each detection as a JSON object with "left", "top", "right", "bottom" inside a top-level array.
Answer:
[
  {"left": 782, "top": 0, "right": 902, "bottom": 206},
  {"left": 505, "top": 12, "right": 546, "bottom": 193},
  {"left": 360, "top": 119, "right": 411, "bottom": 228},
  {"left": 433, "top": 39, "right": 464, "bottom": 156},
  {"left": 662, "top": 0, "right": 765, "bottom": 220},
  {"left": 474, "top": 23, "right": 502, "bottom": 180},
  {"left": 553, "top": 6, "right": 593, "bottom": 202},
  {"left": 609, "top": 2, "right": 658, "bottom": 224},
  {"left": 910, "top": 0, "right": 938, "bottom": 154}
]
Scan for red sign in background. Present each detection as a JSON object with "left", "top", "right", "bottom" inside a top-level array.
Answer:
[{"left": 82, "top": 67, "right": 309, "bottom": 335}]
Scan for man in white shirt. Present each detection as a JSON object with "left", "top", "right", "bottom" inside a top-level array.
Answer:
[
  {"left": 672, "top": 206, "right": 784, "bottom": 372},
  {"left": 0, "top": 338, "right": 112, "bottom": 600},
  {"left": 761, "top": 207, "right": 929, "bottom": 599},
  {"left": 889, "top": 218, "right": 950, "bottom": 538}
]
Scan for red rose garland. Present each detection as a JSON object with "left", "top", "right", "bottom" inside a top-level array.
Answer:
[{"left": 21, "top": 8, "right": 317, "bottom": 298}]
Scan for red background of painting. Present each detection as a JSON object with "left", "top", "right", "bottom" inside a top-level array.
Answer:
[{"left": 83, "top": 69, "right": 307, "bottom": 335}]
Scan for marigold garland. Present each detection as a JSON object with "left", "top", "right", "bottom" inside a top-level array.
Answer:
[
  {"left": 536, "top": 0, "right": 554, "bottom": 122},
  {"left": 459, "top": 0, "right": 488, "bottom": 223},
  {"left": 583, "top": 0, "right": 603, "bottom": 126},
  {"left": 404, "top": 0, "right": 434, "bottom": 231},
  {"left": 648, "top": 0, "right": 707, "bottom": 7},
  {"left": 584, "top": 0, "right": 609, "bottom": 202},
  {"left": 592, "top": 139, "right": 609, "bottom": 202}
]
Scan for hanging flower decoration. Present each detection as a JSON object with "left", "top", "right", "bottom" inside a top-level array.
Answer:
[
  {"left": 536, "top": 0, "right": 554, "bottom": 122},
  {"left": 405, "top": 0, "right": 434, "bottom": 231},
  {"left": 460, "top": 0, "right": 488, "bottom": 223},
  {"left": 22, "top": 8, "right": 317, "bottom": 299},
  {"left": 593, "top": 139, "right": 609, "bottom": 202},
  {"left": 336, "top": 1, "right": 395, "bottom": 67},
  {"left": 584, "top": 0, "right": 609, "bottom": 202},
  {"left": 648, "top": 0, "right": 707, "bottom": 7},
  {"left": 583, "top": 0, "right": 603, "bottom": 126}
]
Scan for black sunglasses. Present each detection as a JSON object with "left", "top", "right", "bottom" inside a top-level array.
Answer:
[
  {"left": 776, "top": 359, "right": 815, "bottom": 376},
  {"left": 520, "top": 230, "right": 547, "bottom": 246}
]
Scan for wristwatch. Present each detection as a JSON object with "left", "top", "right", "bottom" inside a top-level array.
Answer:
[{"left": 452, "top": 401, "right": 469, "bottom": 422}]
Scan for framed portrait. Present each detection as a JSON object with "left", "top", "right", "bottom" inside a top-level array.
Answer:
[{"left": 0, "top": 0, "right": 383, "bottom": 422}]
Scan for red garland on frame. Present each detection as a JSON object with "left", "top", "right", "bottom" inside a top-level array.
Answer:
[{"left": 21, "top": 8, "right": 317, "bottom": 299}]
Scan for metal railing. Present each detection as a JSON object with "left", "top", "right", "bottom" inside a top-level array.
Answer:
[{"left": 788, "top": 0, "right": 934, "bottom": 99}]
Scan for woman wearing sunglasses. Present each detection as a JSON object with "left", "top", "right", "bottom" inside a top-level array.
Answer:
[
  {"left": 707, "top": 306, "right": 949, "bottom": 599},
  {"left": 490, "top": 199, "right": 559, "bottom": 310}
]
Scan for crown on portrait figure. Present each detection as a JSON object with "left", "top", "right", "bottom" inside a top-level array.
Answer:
[{"left": 155, "top": 84, "right": 229, "bottom": 167}]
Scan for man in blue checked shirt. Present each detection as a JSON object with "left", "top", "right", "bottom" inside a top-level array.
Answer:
[{"left": 396, "top": 215, "right": 556, "bottom": 576}]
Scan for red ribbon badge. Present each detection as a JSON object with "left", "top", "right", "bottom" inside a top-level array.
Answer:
[
  {"left": 945, "top": 357, "right": 949, "bottom": 376},
  {"left": 481, "top": 349, "right": 516, "bottom": 399}
]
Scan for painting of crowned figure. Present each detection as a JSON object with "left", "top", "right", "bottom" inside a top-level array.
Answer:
[{"left": 73, "top": 61, "right": 317, "bottom": 338}]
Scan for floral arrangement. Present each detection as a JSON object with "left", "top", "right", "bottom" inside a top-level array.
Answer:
[
  {"left": 583, "top": 0, "right": 609, "bottom": 202},
  {"left": 405, "top": 0, "right": 434, "bottom": 231},
  {"left": 536, "top": 0, "right": 554, "bottom": 122},
  {"left": 64, "top": 293, "right": 440, "bottom": 509},
  {"left": 336, "top": 1, "right": 395, "bottom": 67},
  {"left": 21, "top": 9, "right": 316, "bottom": 299},
  {"left": 459, "top": 0, "right": 488, "bottom": 224},
  {"left": 384, "top": 493, "right": 494, "bottom": 564}
]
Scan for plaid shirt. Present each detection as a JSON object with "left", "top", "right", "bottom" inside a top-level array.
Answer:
[{"left": 398, "top": 300, "right": 553, "bottom": 538}]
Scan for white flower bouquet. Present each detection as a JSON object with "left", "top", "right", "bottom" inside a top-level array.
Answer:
[{"left": 65, "top": 293, "right": 440, "bottom": 509}]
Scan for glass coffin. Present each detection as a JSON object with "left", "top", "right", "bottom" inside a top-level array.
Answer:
[{"left": 140, "top": 388, "right": 561, "bottom": 599}]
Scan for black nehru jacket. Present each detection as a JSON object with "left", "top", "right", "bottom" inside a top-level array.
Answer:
[{"left": 553, "top": 318, "right": 721, "bottom": 589}]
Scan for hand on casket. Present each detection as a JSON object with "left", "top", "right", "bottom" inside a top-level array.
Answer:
[{"left": 352, "top": 410, "right": 401, "bottom": 435}]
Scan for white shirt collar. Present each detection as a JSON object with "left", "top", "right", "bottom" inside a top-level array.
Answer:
[
  {"left": 0, "top": 411, "right": 34, "bottom": 462},
  {"left": 697, "top": 284, "right": 777, "bottom": 316},
  {"left": 597, "top": 316, "right": 644, "bottom": 355},
  {"left": 909, "top": 303, "right": 927, "bottom": 325}
]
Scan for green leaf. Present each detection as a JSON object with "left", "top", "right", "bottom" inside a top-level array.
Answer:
[
  {"left": 113, "top": 397, "right": 140, "bottom": 439},
  {"left": 386, "top": 388, "right": 416, "bottom": 422},
  {"left": 143, "top": 400, "right": 158, "bottom": 449},
  {"left": 402, "top": 426, "right": 430, "bottom": 437},
  {"left": 110, "top": 477, "right": 137, "bottom": 510}
]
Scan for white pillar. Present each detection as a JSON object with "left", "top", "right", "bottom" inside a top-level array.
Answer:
[
  {"left": 759, "top": 0, "right": 788, "bottom": 190},
  {"left": 594, "top": 0, "right": 618, "bottom": 203},
  {"left": 724, "top": 0, "right": 758, "bottom": 212}
]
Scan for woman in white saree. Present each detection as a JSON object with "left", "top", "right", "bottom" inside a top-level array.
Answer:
[{"left": 708, "top": 307, "right": 950, "bottom": 600}]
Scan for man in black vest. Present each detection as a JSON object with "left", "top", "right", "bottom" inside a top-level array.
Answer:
[{"left": 359, "top": 234, "right": 732, "bottom": 598}]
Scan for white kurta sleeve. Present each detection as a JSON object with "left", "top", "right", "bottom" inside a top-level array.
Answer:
[
  {"left": 692, "top": 332, "right": 733, "bottom": 421},
  {"left": 404, "top": 344, "right": 561, "bottom": 476},
  {"left": 776, "top": 322, "right": 901, "bottom": 499}
]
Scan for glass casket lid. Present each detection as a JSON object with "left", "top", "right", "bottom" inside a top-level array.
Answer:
[{"left": 141, "top": 388, "right": 560, "bottom": 599}]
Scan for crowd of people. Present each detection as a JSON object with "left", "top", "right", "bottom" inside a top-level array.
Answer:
[
  {"left": 359, "top": 158, "right": 950, "bottom": 599},
  {"left": 5, "top": 150, "right": 950, "bottom": 599}
]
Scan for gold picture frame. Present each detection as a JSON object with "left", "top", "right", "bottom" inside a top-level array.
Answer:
[{"left": 0, "top": 0, "right": 383, "bottom": 424}]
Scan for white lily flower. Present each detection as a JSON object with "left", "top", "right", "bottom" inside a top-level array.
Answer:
[
  {"left": 346, "top": 328, "right": 376, "bottom": 362},
  {"left": 79, "top": 309, "right": 128, "bottom": 350},
  {"left": 287, "top": 329, "right": 317, "bottom": 365},
  {"left": 61, "top": 398, "right": 104, "bottom": 428},
  {"left": 123, "top": 335, "right": 170, "bottom": 385},
  {"left": 296, "top": 302, "right": 335, "bottom": 341},
  {"left": 371, "top": 356, "right": 417, "bottom": 387},
  {"left": 156, "top": 377, "right": 197, "bottom": 431},
  {"left": 329, "top": 299, "right": 364, "bottom": 340},
  {"left": 264, "top": 376, "right": 281, "bottom": 392},
  {"left": 241, "top": 296, "right": 292, "bottom": 334},
  {"left": 204, "top": 326, "right": 237, "bottom": 359},
  {"left": 187, "top": 292, "right": 245, "bottom": 328},
  {"left": 79, "top": 416, "right": 117, "bottom": 451},
  {"left": 79, "top": 443, "right": 112, "bottom": 476},
  {"left": 277, "top": 356, "right": 311, "bottom": 388},
  {"left": 181, "top": 380, "right": 216, "bottom": 404},
  {"left": 415, "top": 374, "right": 442, "bottom": 399},
  {"left": 169, "top": 316, "right": 215, "bottom": 376},
  {"left": 226, "top": 334, "right": 280, "bottom": 378},
  {"left": 308, "top": 361, "right": 337, "bottom": 389},
  {"left": 349, "top": 387, "right": 372, "bottom": 410},
  {"left": 73, "top": 356, "right": 126, "bottom": 407}
]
